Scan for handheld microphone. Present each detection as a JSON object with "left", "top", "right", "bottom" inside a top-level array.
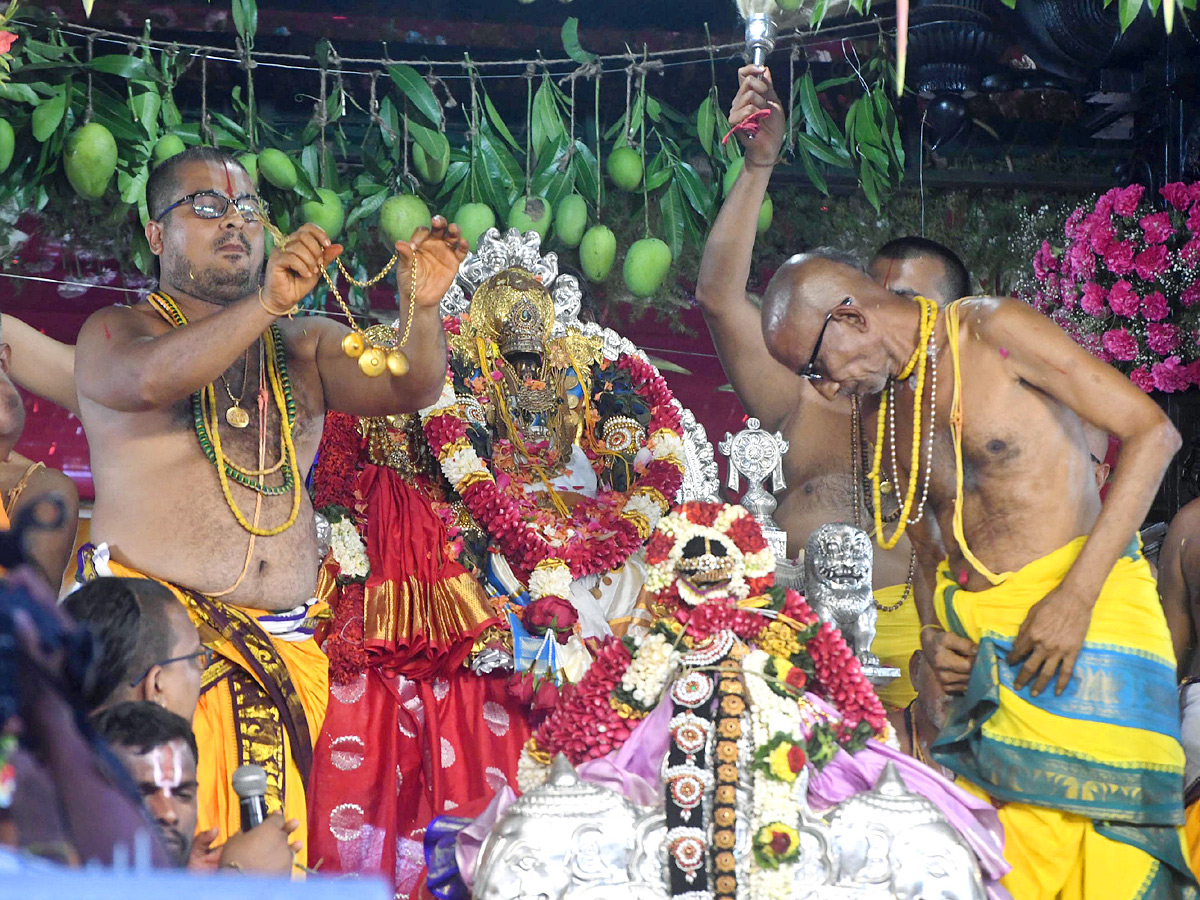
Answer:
[{"left": 231, "top": 764, "right": 269, "bottom": 832}]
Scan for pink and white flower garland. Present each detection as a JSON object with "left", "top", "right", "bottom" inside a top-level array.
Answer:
[{"left": 420, "top": 353, "right": 685, "bottom": 608}]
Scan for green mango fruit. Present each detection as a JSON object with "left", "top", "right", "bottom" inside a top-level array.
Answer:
[
  {"left": 757, "top": 192, "right": 774, "bottom": 234},
  {"left": 554, "top": 194, "right": 588, "bottom": 249},
  {"left": 623, "top": 237, "right": 672, "bottom": 298},
  {"left": 722, "top": 157, "right": 744, "bottom": 198},
  {"left": 152, "top": 133, "right": 185, "bottom": 166},
  {"left": 452, "top": 202, "right": 496, "bottom": 252},
  {"left": 579, "top": 224, "right": 616, "bottom": 283},
  {"left": 508, "top": 196, "right": 552, "bottom": 240},
  {"left": 0, "top": 119, "right": 14, "bottom": 174},
  {"left": 379, "top": 194, "right": 432, "bottom": 247},
  {"left": 258, "top": 148, "right": 298, "bottom": 190},
  {"left": 63, "top": 122, "right": 118, "bottom": 200},
  {"left": 301, "top": 187, "right": 345, "bottom": 241},
  {"left": 413, "top": 133, "right": 451, "bottom": 185},
  {"left": 606, "top": 146, "right": 643, "bottom": 191}
]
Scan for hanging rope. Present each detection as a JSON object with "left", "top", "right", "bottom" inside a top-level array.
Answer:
[
  {"left": 199, "top": 50, "right": 214, "bottom": 146},
  {"left": 523, "top": 62, "right": 536, "bottom": 194},
  {"left": 593, "top": 65, "right": 603, "bottom": 216},
  {"left": 464, "top": 55, "right": 479, "bottom": 204},
  {"left": 316, "top": 64, "right": 329, "bottom": 187},
  {"left": 787, "top": 46, "right": 800, "bottom": 157},
  {"left": 84, "top": 33, "right": 95, "bottom": 124},
  {"left": 559, "top": 60, "right": 601, "bottom": 165},
  {"left": 237, "top": 36, "right": 257, "bottom": 150}
]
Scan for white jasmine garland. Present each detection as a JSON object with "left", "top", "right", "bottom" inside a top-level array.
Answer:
[
  {"left": 329, "top": 518, "right": 370, "bottom": 579},
  {"left": 419, "top": 377, "right": 457, "bottom": 419},
  {"left": 516, "top": 747, "right": 550, "bottom": 793},
  {"left": 744, "top": 649, "right": 806, "bottom": 897},
  {"left": 618, "top": 632, "right": 681, "bottom": 706},
  {"left": 528, "top": 561, "right": 572, "bottom": 600},
  {"left": 650, "top": 431, "right": 684, "bottom": 461},
  {"left": 622, "top": 492, "right": 664, "bottom": 532},
  {"left": 442, "top": 446, "right": 484, "bottom": 487}
]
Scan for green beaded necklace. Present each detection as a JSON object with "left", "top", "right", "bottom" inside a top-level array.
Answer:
[{"left": 148, "top": 292, "right": 298, "bottom": 496}]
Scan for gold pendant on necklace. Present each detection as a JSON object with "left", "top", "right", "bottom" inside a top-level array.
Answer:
[{"left": 226, "top": 405, "right": 251, "bottom": 429}]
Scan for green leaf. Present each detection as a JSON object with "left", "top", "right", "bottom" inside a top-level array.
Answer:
[
  {"left": 797, "top": 147, "right": 830, "bottom": 195},
  {"left": 388, "top": 65, "right": 442, "bottom": 127},
  {"left": 88, "top": 55, "right": 161, "bottom": 84},
  {"left": 795, "top": 133, "right": 851, "bottom": 167},
  {"left": 0, "top": 82, "right": 40, "bottom": 104},
  {"left": 674, "top": 160, "right": 714, "bottom": 219},
  {"left": 436, "top": 159, "right": 470, "bottom": 200},
  {"left": 346, "top": 189, "right": 390, "bottom": 228},
  {"left": 232, "top": 0, "right": 258, "bottom": 44},
  {"left": 473, "top": 127, "right": 521, "bottom": 213},
  {"left": 532, "top": 80, "right": 565, "bottom": 159},
  {"left": 661, "top": 181, "right": 686, "bottom": 261},
  {"left": 300, "top": 143, "right": 321, "bottom": 185},
  {"left": 408, "top": 118, "right": 448, "bottom": 163},
  {"left": 1118, "top": 0, "right": 1145, "bottom": 29},
  {"left": 646, "top": 96, "right": 662, "bottom": 123},
  {"left": 697, "top": 94, "right": 715, "bottom": 157},
  {"left": 130, "top": 88, "right": 161, "bottom": 137},
  {"left": 483, "top": 91, "right": 520, "bottom": 153},
  {"left": 799, "top": 73, "right": 829, "bottom": 141},
  {"left": 569, "top": 139, "right": 600, "bottom": 207},
  {"left": 561, "top": 17, "right": 596, "bottom": 64},
  {"left": 31, "top": 86, "right": 66, "bottom": 142}
]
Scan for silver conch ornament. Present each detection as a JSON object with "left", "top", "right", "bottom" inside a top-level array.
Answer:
[
  {"left": 435, "top": 226, "right": 720, "bottom": 505},
  {"left": 719, "top": 417, "right": 789, "bottom": 559},
  {"left": 473, "top": 755, "right": 668, "bottom": 900}
]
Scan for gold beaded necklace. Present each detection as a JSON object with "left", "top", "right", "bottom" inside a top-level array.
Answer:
[
  {"left": 147, "top": 291, "right": 303, "bottom": 537},
  {"left": 867, "top": 296, "right": 938, "bottom": 550}
]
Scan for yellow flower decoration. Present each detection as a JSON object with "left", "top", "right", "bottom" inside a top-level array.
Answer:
[{"left": 767, "top": 741, "right": 799, "bottom": 783}]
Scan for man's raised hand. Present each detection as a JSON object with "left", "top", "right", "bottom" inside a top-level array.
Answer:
[
  {"left": 731, "top": 65, "right": 785, "bottom": 167},
  {"left": 262, "top": 223, "right": 342, "bottom": 315},
  {"left": 396, "top": 215, "right": 469, "bottom": 309}
]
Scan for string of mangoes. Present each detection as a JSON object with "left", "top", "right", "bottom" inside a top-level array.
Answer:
[{"left": 49, "top": 115, "right": 764, "bottom": 301}]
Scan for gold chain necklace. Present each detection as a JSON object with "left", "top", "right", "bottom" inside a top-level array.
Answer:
[
  {"left": 220, "top": 346, "right": 252, "bottom": 429},
  {"left": 868, "top": 296, "right": 938, "bottom": 550},
  {"left": 255, "top": 214, "right": 416, "bottom": 379}
]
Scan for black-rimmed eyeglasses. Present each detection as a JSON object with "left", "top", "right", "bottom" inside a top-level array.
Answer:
[
  {"left": 797, "top": 297, "right": 852, "bottom": 381},
  {"left": 156, "top": 190, "right": 268, "bottom": 223},
  {"left": 129, "top": 646, "right": 215, "bottom": 687}
]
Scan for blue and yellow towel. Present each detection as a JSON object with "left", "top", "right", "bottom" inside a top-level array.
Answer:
[{"left": 932, "top": 536, "right": 1195, "bottom": 898}]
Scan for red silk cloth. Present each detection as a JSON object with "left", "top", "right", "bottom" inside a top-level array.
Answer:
[{"left": 307, "top": 669, "right": 530, "bottom": 896}]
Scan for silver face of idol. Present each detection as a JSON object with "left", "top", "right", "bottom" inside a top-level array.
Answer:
[
  {"left": 804, "top": 522, "right": 879, "bottom": 666},
  {"left": 473, "top": 756, "right": 669, "bottom": 900}
]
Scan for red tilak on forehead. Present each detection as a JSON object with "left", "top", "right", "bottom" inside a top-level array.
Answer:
[
  {"left": 883, "top": 257, "right": 895, "bottom": 289},
  {"left": 222, "top": 159, "right": 234, "bottom": 196}
]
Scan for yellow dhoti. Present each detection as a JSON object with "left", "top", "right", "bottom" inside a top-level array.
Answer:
[
  {"left": 870, "top": 583, "right": 921, "bottom": 709},
  {"left": 84, "top": 548, "right": 329, "bottom": 868},
  {"left": 933, "top": 538, "right": 1195, "bottom": 899}
]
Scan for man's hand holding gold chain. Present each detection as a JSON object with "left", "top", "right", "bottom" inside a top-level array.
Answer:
[
  {"left": 262, "top": 222, "right": 343, "bottom": 316},
  {"left": 396, "top": 215, "right": 469, "bottom": 310}
]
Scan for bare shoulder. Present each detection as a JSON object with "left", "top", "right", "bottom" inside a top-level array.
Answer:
[
  {"left": 1168, "top": 497, "right": 1200, "bottom": 551},
  {"left": 7, "top": 463, "right": 78, "bottom": 517},
  {"left": 77, "top": 302, "right": 165, "bottom": 348},
  {"left": 955, "top": 296, "right": 1040, "bottom": 340}
]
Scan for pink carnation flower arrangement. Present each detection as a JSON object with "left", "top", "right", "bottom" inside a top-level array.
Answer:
[{"left": 1022, "top": 182, "right": 1200, "bottom": 393}]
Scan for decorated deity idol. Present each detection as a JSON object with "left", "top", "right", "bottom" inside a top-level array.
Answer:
[
  {"left": 307, "top": 228, "right": 720, "bottom": 896},
  {"left": 441, "top": 501, "right": 1009, "bottom": 900}
]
